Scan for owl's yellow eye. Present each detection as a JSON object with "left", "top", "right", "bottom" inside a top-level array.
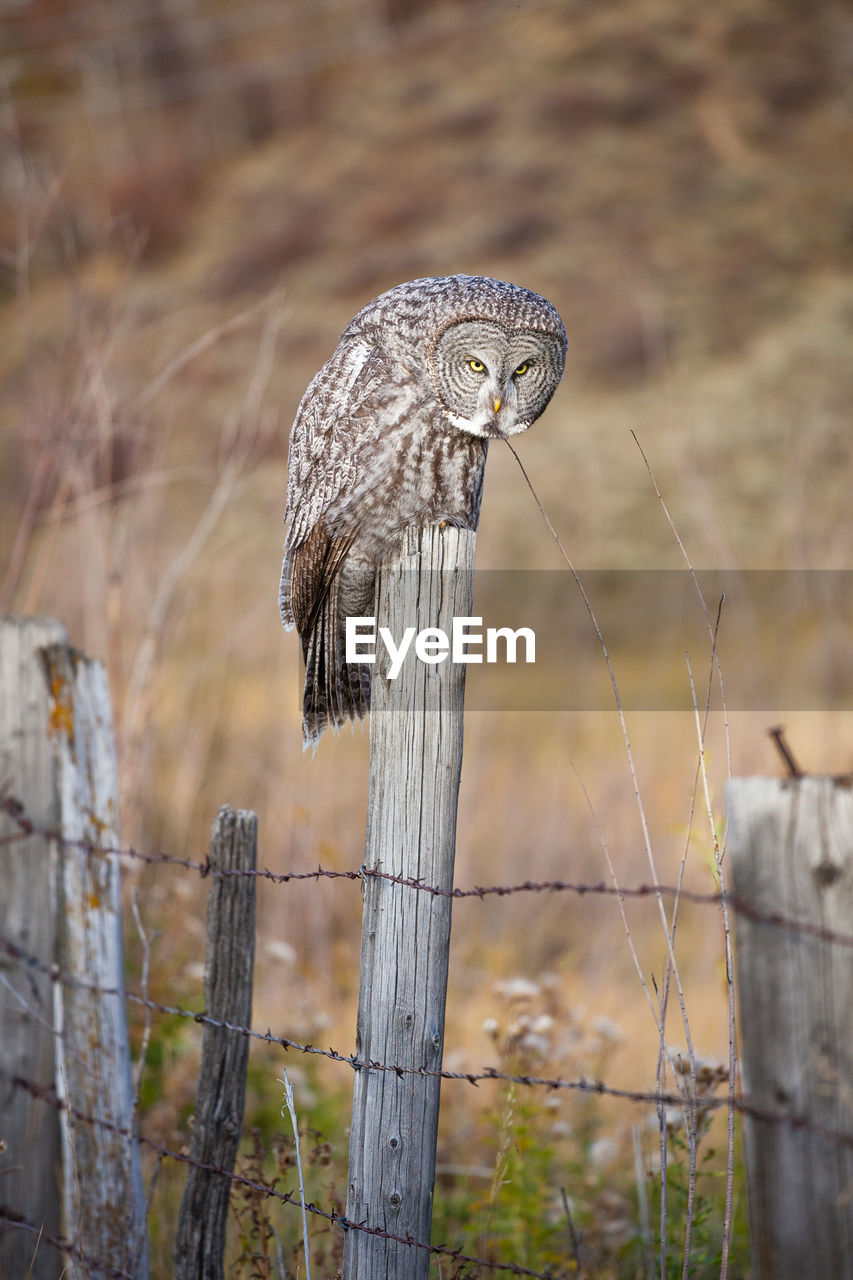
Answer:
[
  {"left": 514, "top": 363, "right": 529, "bottom": 377},
  {"left": 468, "top": 359, "right": 485, "bottom": 373}
]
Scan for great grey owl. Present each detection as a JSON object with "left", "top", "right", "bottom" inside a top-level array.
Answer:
[{"left": 280, "top": 274, "right": 567, "bottom": 746}]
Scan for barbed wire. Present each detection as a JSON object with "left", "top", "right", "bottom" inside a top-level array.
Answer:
[
  {"left": 3, "top": 927, "right": 853, "bottom": 1152},
  {"left": 0, "top": 928, "right": 699, "bottom": 1105},
  {"left": 5, "top": 789, "right": 853, "bottom": 1276},
  {"left": 1, "top": 1069, "right": 564, "bottom": 1280},
  {"left": 0, "top": 1204, "right": 135, "bottom": 1280},
  {"left": 5, "top": 1044, "right": 853, "bottom": 1280},
  {"left": 4, "top": 791, "right": 853, "bottom": 951}
]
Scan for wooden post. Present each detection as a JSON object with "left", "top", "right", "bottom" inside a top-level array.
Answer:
[
  {"left": 728, "top": 776, "right": 853, "bottom": 1280},
  {"left": 174, "top": 805, "right": 257, "bottom": 1280},
  {"left": 0, "top": 617, "right": 66, "bottom": 1280},
  {"left": 343, "top": 524, "right": 476, "bottom": 1280},
  {"left": 42, "top": 640, "right": 148, "bottom": 1279}
]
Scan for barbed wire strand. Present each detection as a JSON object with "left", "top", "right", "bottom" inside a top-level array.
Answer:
[
  {"left": 5, "top": 790, "right": 853, "bottom": 1274},
  {"left": 0, "top": 933, "right": 697, "bottom": 1102},
  {"left": 5, "top": 1057, "right": 853, "bottom": 1280},
  {"left": 1, "top": 1070, "right": 562, "bottom": 1280},
  {"left": 0, "top": 1205, "right": 135, "bottom": 1280},
  {"left": 3, "top": 933, "right": 853, "bottom": 1152},
  {"left": 3, "top": 792, "right": 853, "bottom": 950}
]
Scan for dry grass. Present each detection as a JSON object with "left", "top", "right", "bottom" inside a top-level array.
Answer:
[{"left": 2, "top": 0, "right": 853, "bottom": 1272}]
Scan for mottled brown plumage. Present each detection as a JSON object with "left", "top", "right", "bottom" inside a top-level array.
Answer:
[{"left": 280, "top": 275, "right": 567, "bottom": 746}]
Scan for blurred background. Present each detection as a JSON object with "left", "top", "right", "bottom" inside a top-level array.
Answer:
[{"left": 2, "top": 0, "right": 852, "bottom": 1272}]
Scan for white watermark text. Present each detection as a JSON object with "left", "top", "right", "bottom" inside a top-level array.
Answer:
[{"left": 346, "top": 616, "right": 535, "bottom": 678}]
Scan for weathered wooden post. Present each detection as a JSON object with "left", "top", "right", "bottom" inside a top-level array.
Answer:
[
  {"left": 0, "top": 617, "right": 66, "bottom": 1280},
  {"left": 343, "top": 524, "right": 476, "bottom": 1279},
  {"left": 43, "top": 640, "right": 148, "bottom": 1279},
  {"left": 0, "top": 619, "right": 147, "bottom": 1278},
  {"left": 728, "top": 775, "right": 853, "bottom": 1280},
  {"left": 174, "top": 805, "right": 257, "bottom": 1280}
]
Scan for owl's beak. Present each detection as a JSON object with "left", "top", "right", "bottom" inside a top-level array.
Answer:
[{"left": 493, "top": 397, "right": 502, "bottom": 413}]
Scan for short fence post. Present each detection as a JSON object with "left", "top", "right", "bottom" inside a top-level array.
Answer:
[
  {"left": 174, "top": 805, "right": 257, "bottom": 1280},
  {"left": 42, "top": 639, "right": 148, "bottom": 1279},
  {"left": 0, "top": 617, "right": 67, "bottom": 1280},
  {"left": 728, "top": 775, "right": 853, "bottom": 1280},
  {"left": 343, "top": 524, "right": 476, "bottom": 1280}
]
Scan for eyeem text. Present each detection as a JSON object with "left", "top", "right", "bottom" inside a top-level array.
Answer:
[{"left": 345, "top": 616, "right": 535, "bottom": 679}]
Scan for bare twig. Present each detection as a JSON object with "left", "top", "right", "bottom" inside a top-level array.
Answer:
[
  {"left": 143, "top": 1153, "right": 166, "bottom": 1246},
  {"left": 279, "top": 1070, "right": 311, "bottom": 1280},
  {"left": 0, "top": 449, "right": 53, "bottom": 611},
  {"left": 0, "top": 970, "right": 59, "bottom": 1041},
  {"left": 559, "top": 1187, "right": 585, "bottom": 1280},
  {"left": 630, "top": 430, "right": 738, "bottom": 1276},
  {"left": 33, "top": 466, "right": 214, "bottom": 525},
  {"left": 687, "top": 654, "right": 737, "bottom": 1280},
  {"left": 571, "top": 763, "right": 660, "bottom": 1031},
  {"left": 123, "top": 307, "right": 282, "bottom": 779},
  {"left": 129, "top": 889, "right": 155, "bottom": 1106},
  {"left": 630, "top": 430, "right": 732, "bottom": 775},
  {"left": 505, "top": 438, "right": 698, "bottom": 1273},
  {"left": 24, "top": 1221, "right": 44, "bottom": 1280},
  {"left": 132, "top": 294, "right": 279, "bottom": 411}
]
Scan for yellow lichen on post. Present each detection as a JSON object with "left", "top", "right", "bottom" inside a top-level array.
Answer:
[{"left": 47, "top": 671, "right": 75, "bottom": 740}]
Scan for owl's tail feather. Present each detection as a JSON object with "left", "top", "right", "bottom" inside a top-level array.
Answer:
[{"left": 302, "top": 574, "right": 370, "bottom": 749}]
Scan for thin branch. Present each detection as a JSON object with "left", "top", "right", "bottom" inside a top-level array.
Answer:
[
  {"left": 630, "top": 430, "right": 732, "bottom": 776},
  {"left": 33, "top": 466, "right": 213, "bottom": 525},
  {"left": 0, "top": 971, "right": 58, "bottom": 1040},
  {"left": 123, "top": 307, "right": 282, "bottom": 761},
  {"left": 279, "top": 1070, "right": 311, "bottom": 1280},
  {"left": 559, "top": 1187, "right": 586, "bottom": 1280},
  {"left": 129, "top": 889, "right": 155, "bottom": 1107},
  {"left": 571, "top": 762, "right": 660, "bottom": 1031},
  {"left": 132, "top": 294, "right": 279, "bottom": 411},
  {"left": 505, "top": 437, "right": 698, "bottom": 1275},
  {"left": 631, "top": 429, "right": 736, "bottom": 1277},
  {"left": 686, "top": 653, "right": 737, "bottom": 1280}
]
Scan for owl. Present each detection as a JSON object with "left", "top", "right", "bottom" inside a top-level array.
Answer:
[{"left": 280, "top": 274, "right": 567, "bottom": 746}]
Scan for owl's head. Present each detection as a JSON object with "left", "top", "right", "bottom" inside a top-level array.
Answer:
[
  {"left": 344, "top": 275, "right": 567, "bottom": 439},
  {"left": 429, "top": 316, "right": 566, "bottom": 439}
]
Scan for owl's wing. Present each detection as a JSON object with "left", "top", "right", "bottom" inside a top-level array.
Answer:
[
  {"left": 283, "top": 520, "right": 354, "bottom": 643},
  {"left": 280, "top": 339, "right": 383, "bottom": 631}
]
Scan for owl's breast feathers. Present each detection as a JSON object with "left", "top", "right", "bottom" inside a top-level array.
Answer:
[{"left": 280, "top": 339, "right": 485, "bottom": 746}]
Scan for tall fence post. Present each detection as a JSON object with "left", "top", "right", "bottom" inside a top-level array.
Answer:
[
  {"left": 0, "top": 617, "right": 66, "bottom": 1280},
  {"left": 42, "top": 640, "right": 148, "bottom": 1279},
  {"left": 343, "top": 524, "right": 476, "bottom": 1280},
  {"left": 728, "top": 775, "right": 853, "bottom": 1280},
  {"left": 174, "top": 805, "right": 257, "bottom": 1280}
]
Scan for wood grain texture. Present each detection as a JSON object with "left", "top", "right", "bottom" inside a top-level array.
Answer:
[
  {"left": 42, "top": 640, "right": 148, "bottom": 1279},
  {"left": 0, "top": 617, "right": 66, "bottom": 1280},
  {"left": 728, "top": 776, "right": 853, "bottom": 1280},
  {"left": 343, "top": 524, "right": 476, "bottom": 1280},
  {"left": 174, "top": 805, "right": 257, "bottom": 1280}
]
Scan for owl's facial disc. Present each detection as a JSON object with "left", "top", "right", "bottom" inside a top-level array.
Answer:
[
  {"left": 446, "top": 356, "right": 545, "bottom": 438},
  {"left": 431, "top": 319, "right": 563, "bottom": 440}
]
